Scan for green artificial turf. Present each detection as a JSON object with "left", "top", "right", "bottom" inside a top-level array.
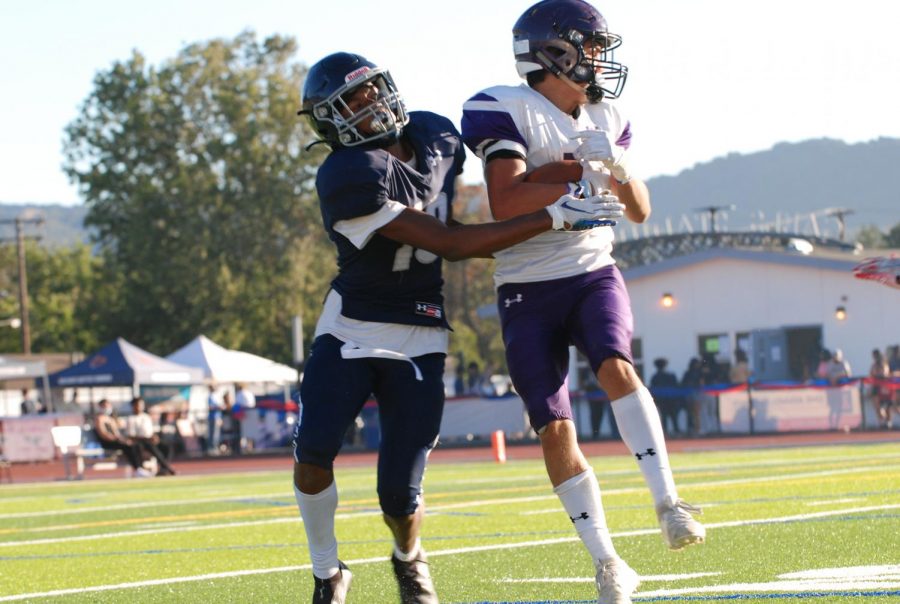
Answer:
[{"left": 1, "top": 443, "right": 898, "bottom": 603}]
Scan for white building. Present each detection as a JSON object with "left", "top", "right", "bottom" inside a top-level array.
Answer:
[{"left": 622, "top": 245, "right": 897, "bottom": 381}]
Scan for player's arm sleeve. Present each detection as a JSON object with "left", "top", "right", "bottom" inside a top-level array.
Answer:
[
  {"left": 320, "top": 153, "right": 401, "bottom": 249},
  {"left": 461, "top": 92, "right": 528, "bottom": 163},
  {"left": 334, "top": 200, "right": 406, "bottom": 249}
]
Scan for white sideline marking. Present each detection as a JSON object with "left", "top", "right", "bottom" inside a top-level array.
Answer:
[
  {"left": 782, "top": 564, "right": 900, "bottom": 579},
  {"left": 2, "top": 504, "right": 898, "bottom": 601},
  {"left": 0, "top": 508, "right": 384, "bottom": 548},
  {"left": 503, "top": 572, "right": 721, "bottom": 583},
  {"left": 638, "top": 579, "right": 900, "bottom": 597},
  {"left": 1, "top": 463, "right": 894, "bottom": 546},
  {"left": 0, "top": 492, "right": 293, "bottom": 519},
  {"left": 805, "top": 497, "right": 863, "bottom": 506},
  {"left": 4, "top": 450, "right": 897, "bottom": 519}
]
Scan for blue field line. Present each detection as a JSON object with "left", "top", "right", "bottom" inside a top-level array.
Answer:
[
  {"left": 229, "top": 498, "right": 295, "bottom": 507},
  {"left": 464, "top": 591, "right": 900, "bottom": 603}
]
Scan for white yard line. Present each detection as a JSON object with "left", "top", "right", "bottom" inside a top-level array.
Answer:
[
  {"left": 4, "top": 450, "right": 898, "bottom": 519},
  {"left": 2, "top": 464, "right": 895, "bottom": 545},
  {"left": 503, "top": 572, "right": 721, "bottom": 583},
  {"left": 804, "top": 497, "right": 863, "bottom": 506},
  {"left": 2, "top": 503, "right": 899, "bottom": 601},
  {"left": 0, "top": 492, "right": 293, "bottom": 519}
]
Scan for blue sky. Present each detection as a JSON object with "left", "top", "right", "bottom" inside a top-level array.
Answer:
[{"left": 2, "top": 0, "right": 898, "bottom": 205}]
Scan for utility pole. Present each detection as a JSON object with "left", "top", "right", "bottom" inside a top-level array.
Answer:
[
  {"left": 0, "top": 216, "right": 43, "bottom": 354},
  {"left": 694, "top": 204, "right": 736, "bottom": 232}
]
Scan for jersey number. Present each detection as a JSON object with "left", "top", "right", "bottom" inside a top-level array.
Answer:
[{"left": 391, "top": 193, "right": 448, "bottom": 272}]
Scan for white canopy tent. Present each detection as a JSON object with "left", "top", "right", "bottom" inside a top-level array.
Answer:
[{"left": 166, "top": 335, "right": 299, "bottom": 385}]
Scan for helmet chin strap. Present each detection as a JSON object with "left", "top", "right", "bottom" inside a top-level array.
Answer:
[{"left": 558, "top": 72, "right": 604, "bottom": 104}]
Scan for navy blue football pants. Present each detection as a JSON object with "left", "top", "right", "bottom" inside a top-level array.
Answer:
[{"left": 294, "top": 334, "right": 445, "bottom": 517}]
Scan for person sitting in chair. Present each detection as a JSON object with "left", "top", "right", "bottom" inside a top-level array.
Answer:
[{"left": 93, "top": 399, "right": 152, "bottom": 478}]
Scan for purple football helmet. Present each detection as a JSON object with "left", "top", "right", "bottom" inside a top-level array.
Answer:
[
  {"left": 299, "top": 52, "right": 409, "bottom": 148},
  {"left": 513, "top": 0, "right": 627, "bottom": 103}
]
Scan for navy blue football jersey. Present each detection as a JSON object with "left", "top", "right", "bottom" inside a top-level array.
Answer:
[{"left": 316, "top": 111, "right": 465, "bottom": 328}]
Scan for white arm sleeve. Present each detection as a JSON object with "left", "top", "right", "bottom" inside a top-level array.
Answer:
[{"left": 333, "top": 200, "right": 407, "bottom": 249}]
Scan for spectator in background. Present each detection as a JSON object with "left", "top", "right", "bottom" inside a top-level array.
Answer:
[
  {"left": 221, "top": 391, "right": 241, "bottom": 455},
  {"left": 815, "top": 349, "right": 833, "bottom": 380},
  {"left": 93, "top": 399, "right": 151, "bottom": 477},
  {"left": 584, "top": 378, "right": 619, "bottom": 441},
  {"left": 125, "top": 397, "right": 177, "bottom": 476},
  {"left": 465, "top": 362, "right": 487, "bottom": 396},
  {"left": 207, "top": 385, "right": 223, "bottom": 455},
  {"left": 869, "top": 348, "right": 891, "bottom": 428},
  {"left": 159, "top": 411, "right": 185, "bottom": 457},
  {"left": 649, "top": 358, "right": 681, "bottom": 436},
  {"left": 235, "top": 383, "right": 256, "bottom": 409},
  {"left": 699, "top": 354, "right": 721, "bottom": 434},
  {"left": 20, "top": 389, "right": 42, "bottom": 415},
  {"left": 825, "top": 349, "right": 851, "bottom": 430},
  {"left": 888, "top": 345, "right": 900, "bottom": 374},
  {"left": 890, "top": 345, "right": 900, "bottom": 421},
  {"left": 453, "top": 364, "right": 465, "bottom": 398},
  {"left": 681, "top": 358, "right": 705, "bottom": 436},
  {"left": 826, "top": 349, "right": 851, "bottom": 385},
  {"left": 730, "top": 349, "right": 751, "bottom": 384}
]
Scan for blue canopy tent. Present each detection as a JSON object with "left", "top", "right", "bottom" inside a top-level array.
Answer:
[{"left": 48, "top": 338, "right": 204, "bottom": 390}]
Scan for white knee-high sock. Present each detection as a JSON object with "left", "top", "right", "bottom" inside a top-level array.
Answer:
[
  {"left": 295, "top": 481, "right": 339, "bottom": 579},
  {"left": 553, "top": 468, "right": 618, "bottom": 565},
  {"left": 611, "top": 386, "right": 677, "bottom": 506}
]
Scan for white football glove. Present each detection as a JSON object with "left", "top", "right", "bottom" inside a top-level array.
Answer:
[
  {"left": 574, "top": 129, "right": 633, "bottom": 184},
  {"left": 546, "top": 190, "right": 625, "bottom": 231}
]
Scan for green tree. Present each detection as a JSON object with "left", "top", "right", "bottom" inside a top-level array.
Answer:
[
  {"left": 443, "top": 184, "right": 507, "bottom": 372},
  {"left": 0, "top": 242, "right": 104, "bottom": 354},
  {"left": 887, "top": 221, "right": 900, "bottom": 248},
  {"left": 856, "top": 225, "right": 887, "bottom": 249},
  {"left": 63, "top": 32, "right": 328, "bottom": 361}
]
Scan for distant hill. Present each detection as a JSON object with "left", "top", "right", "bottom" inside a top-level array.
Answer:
[
  {"left": 644, "top": 137, "right": 900, "bottom": 238},
  {"left": 0, "top": 204, "right": 89, "bottom": 248},
  {"left": 2, "top": 137, "right": 898, "bottom": 247}
]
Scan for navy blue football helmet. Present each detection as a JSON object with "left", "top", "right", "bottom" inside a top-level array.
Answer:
[
  {"left": 300, "top": 52, "right": 409, "bottom": 148},
  {"left": 513, "top": 0, "right": 627, "bottom": 103}
]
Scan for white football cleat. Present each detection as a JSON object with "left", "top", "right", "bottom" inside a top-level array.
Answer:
[
  {"left": 657, "top": 497, "right": 706, "bottom": 550},
  {"left": 595, "top": 557, "right": 639, "bottom": 604}
]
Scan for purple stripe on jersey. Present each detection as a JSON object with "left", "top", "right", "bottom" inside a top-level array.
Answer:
[
  {"left": 468, "top": 92, "right": 498, "bottom": 102},
  {"left": 461, "top": 108, "right": 527, "bottom": 154},
  {"left": 616, "top": 121, "right": 632, "bottom": 150}
]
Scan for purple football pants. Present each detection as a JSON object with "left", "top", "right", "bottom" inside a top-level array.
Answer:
[{"left": 497, "top": 265, "right": 634, "bottom": 431}]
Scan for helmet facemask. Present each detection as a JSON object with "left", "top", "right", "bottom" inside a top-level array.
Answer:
[
  {"left": 307, "top": 68, "right": 409, "bottom": 148},
  {"left": 529, "top": 27, "right": 627, "bottom": 103}
]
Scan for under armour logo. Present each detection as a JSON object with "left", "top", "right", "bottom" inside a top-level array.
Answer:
[
  {"left": 569, "top": 512, "right": 590, "bottom": 522},
  {"left": 504, "top": 294, "right": 523, "bottom": 308},
  {"left": 635, "top": 448, "right": 656, "bottom": 460}
]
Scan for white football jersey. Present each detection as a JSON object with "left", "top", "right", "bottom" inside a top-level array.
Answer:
[{"left": 462, "top": 84, "right": 631, "bottom": 286}]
